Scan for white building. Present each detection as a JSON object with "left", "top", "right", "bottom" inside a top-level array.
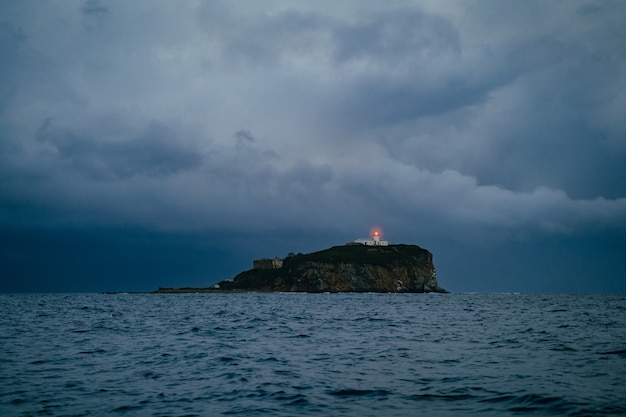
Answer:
[{"left": 354, "top": 230, "right": 389, "bottom": 246}]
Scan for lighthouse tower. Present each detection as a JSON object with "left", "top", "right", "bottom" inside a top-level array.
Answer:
[{"left": 353, "top": 230, "right": 389, "bottom": 246}]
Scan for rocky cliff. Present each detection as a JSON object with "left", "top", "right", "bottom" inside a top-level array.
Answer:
[{"left": 212, "top": 244, "right": 446, "bottom": 293}]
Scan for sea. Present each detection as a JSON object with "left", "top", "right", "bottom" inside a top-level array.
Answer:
[{"left": 1, "top": 293, "right": 625, "bottom": 417}]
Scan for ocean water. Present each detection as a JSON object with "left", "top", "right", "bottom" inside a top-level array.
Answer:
[{"left": 1, "top": 293, "right": 625, "bottom": 417}]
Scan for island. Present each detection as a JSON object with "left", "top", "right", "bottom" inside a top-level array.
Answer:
[{"left": 156, "top": 232, "right": 447, "bottom": 293}]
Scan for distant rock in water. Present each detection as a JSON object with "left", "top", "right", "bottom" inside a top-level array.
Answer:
[{"left": 206, "top": 244, "right": 446, "bottom": 293}]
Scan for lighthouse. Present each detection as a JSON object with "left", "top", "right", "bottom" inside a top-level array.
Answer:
[{"left": 353, "top": 230, "right": 389, "bottom": 246}]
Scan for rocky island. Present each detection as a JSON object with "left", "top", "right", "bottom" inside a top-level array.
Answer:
[{"left": 156, "top": 235, "right": 446, "bottom": 293}]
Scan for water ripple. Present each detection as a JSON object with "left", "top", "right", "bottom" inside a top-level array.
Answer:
[{"left": 0, "top": 293, "right": 625, "bottom": 416}]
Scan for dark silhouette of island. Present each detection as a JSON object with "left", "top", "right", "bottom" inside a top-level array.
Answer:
[{"left": 156, "top": 243, "right": 446, "bottom": 293}]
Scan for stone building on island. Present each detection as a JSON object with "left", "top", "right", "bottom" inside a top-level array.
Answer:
[{"left": 253, "top": 257, "right": 283, "bottom": 270}]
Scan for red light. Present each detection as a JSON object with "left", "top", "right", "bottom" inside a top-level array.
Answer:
[{"left": 373, "top": 231, "right": 380, "bottom": 236}]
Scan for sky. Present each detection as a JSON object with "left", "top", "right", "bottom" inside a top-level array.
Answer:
[{"left": 1, "top": 0, "right": 625, "bottom": 293}]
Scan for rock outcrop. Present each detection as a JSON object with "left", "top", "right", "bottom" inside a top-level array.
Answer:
[{"left": 212, "top": 244, "right": 446, "bottom": 293}]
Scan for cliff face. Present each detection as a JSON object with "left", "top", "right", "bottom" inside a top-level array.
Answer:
[{"left": 216, "top": 244, "right": 446, "bottom": 293}]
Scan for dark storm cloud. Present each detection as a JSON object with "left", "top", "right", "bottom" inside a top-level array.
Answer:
[
  {"left": 210, "top": 6, "right": 487, "bottom": 127},
  {"left": 0, "top": 21, "right": 27, "bottom": 112},
  {"left": 234, "top": 129, "right": 255, "bottom": 145},
  {"left": 221, "top": 11, "right": 329, "bottom": 67},
  {"left": 327, "top": 7, "right": 484, "bottom": 126},
  {"left": 1, "top": 1, "right": 625, "bottom": 292},
  {"left": 331, "top": 8, "right": 460, "bottom": 63},
  {"left": 35, "top": 118, "right": 203, "bottom": 180},
  {"left": 81, "top": 0, "right": 109, "bottom": 16},
  {"left": 362, "top": 2, "right": 626, "bottom": 200}
]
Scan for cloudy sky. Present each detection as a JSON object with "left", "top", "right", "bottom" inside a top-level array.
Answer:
[{"left": 1, "top": 0, "right": 625, "bottom": 293}]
